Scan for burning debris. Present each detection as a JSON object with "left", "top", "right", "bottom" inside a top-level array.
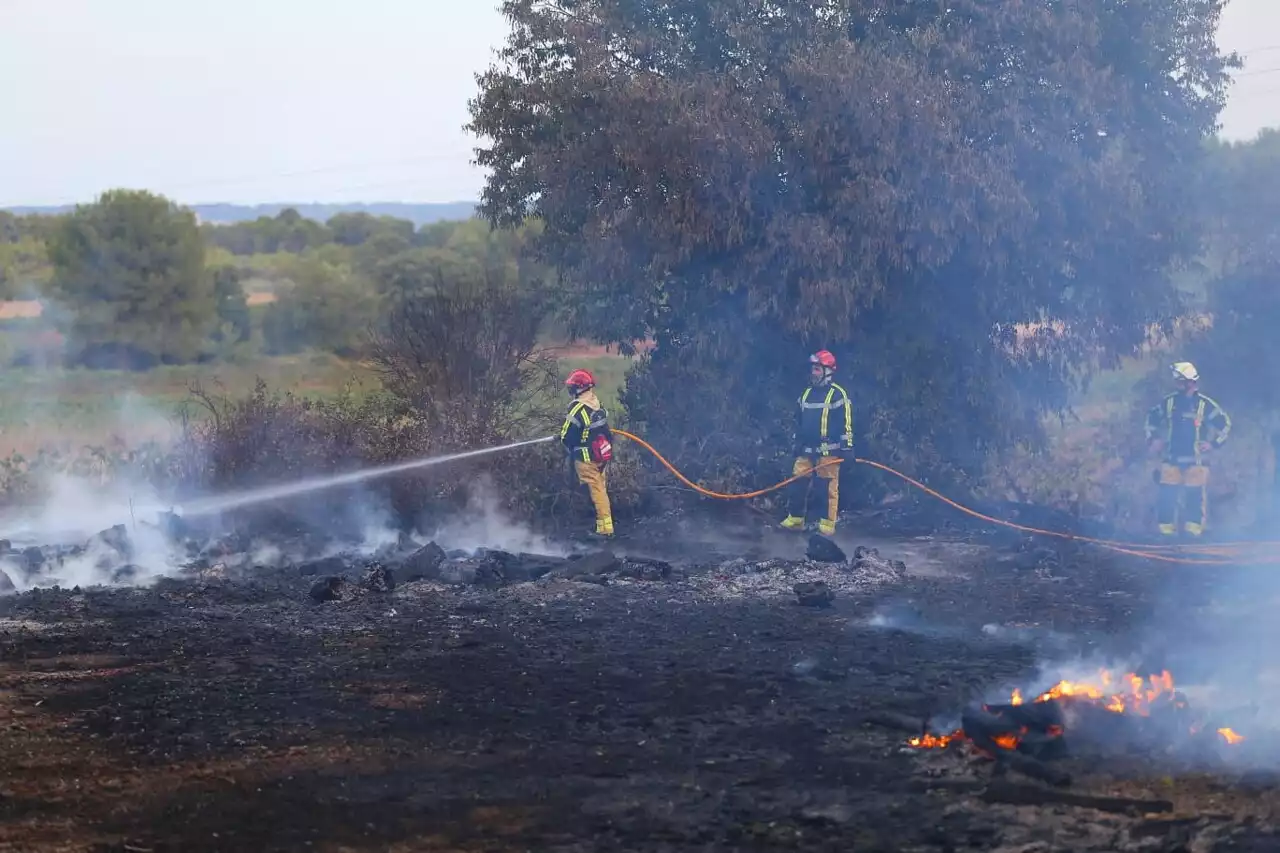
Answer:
[{"left": 907, "top": 669, "right": 1248, "bottom": 785}]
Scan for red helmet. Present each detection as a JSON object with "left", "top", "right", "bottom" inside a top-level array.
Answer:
[
  {"left": 809, "top": 350, "right": 837, "bottom": 371},
  {"left": 565, "top": 368, "right": 596, "bottom": 390}
]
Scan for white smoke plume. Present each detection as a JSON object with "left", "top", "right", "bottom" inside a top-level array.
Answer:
[{"left": 421, "top": 474, "right": 567, "bottom": 557}]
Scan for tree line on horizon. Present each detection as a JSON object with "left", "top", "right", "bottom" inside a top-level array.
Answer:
[{"left": 0, "top": 198, "right": 544, "bottom": 369}]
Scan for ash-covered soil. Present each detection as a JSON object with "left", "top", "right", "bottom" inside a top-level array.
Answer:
[{"left": 1, "top": 507, "right": 1279, "bottom": 852}]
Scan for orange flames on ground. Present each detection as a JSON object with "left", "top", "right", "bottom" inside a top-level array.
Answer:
[{"left": 909, "top": 669, "right": 1246, "bottom": 750}]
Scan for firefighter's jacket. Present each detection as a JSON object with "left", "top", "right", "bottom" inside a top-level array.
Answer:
[
  {"left": 794, "top": 381, "right": 854, "bottom": 456},
  {"left": 561, "top": 390, "right": 612, "bottom": 463},
  {"left": 1145, "top": 391, "right": 1231, "bottom": 465}
]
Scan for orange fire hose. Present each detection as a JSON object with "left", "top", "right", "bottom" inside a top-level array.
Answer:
[{"left": 611, "top": 429, "right": 1280, "bottom": 566}]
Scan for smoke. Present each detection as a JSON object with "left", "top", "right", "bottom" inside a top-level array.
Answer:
[
  {"left": 1125, "top": 565, "right": 1280, "bottom": 736},
  {"left": 421, "top": 474, "right": 567, "bottom": 557},
  {"left": 0, "top": 389, "right": 189, "bottom": 591}
]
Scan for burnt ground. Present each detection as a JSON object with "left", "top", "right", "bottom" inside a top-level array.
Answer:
[{"left": 1, "top": 506, "right": 1280, "bottom": 852}]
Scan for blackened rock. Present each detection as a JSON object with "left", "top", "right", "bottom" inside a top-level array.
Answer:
[
  {"left": 438, "top": 561, "right": 478, "bottom": 585},
  {"left": 475, "top": 550, "right": 530, "bottom": 586},
  {"left": 310, "top": 576, "right": 352, "bottom": 603},
  {"left": 555, "top": 550, "right": 620, "bottom": 579},
  {"left": 399, "top": 542, "right": 447, "bottom": 582},
  {"left": 111, "top": 564, "right": 142, "bottom": 584},
  {"left": 157, "top": 511, "right": 191, "bottom": 540},
  {"left": 807, "top": 535, "right": 846, "bottom": 563},
  {"left": 620, "top": 558, "right": 672, "bottom": 581},
  {"left": 516, "top": 553, "right": 568, "bottom": 580},
  {"left": 91, "top": 524, "right": 132, "bottom": 558},
  {"left": 22, "top": 546, "right": 44, "bottom": 571},
  {"left": 852, "top": 545, "right": 879, "bottom": 560},
  {"left": 794, "top": 581, "right": 834, "bottom": 607},
  {"left": 200, "top": 533, "right": 250, "bottom": 561},
  {"left": 298, "top": 555, "right": 347, "bottom": 577},
  {"left": 360, "top": 562, "right": 395, "bottom": 593},
  {"left": 0, "top": 569, "right": 13, "bottom": 594},
  {"left": 0, "top": 539, "right": 10, "bottom": 554}
]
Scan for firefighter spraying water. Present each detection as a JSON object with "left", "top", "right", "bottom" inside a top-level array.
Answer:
[{"left": 561, "top": 368, "right": 615, "bottom": 539}]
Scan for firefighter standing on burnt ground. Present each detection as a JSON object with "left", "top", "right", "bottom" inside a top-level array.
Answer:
[
  {"left": 561, "top": 368, "right": 615, "bottom": 538},
  {"left": 1145, "top": 361, "right": 1232, "bottom": 538},
  {"left": 780, "top": 350, "right": 855, "bottom": 536}
]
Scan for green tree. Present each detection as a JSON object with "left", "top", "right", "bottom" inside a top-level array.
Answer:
[
  {"left": 203, "top": 208, "right": 333, "bottom": 255},
  {"left": 1191, "top": 132, "right": 1280, "bottom": 428},
  {"left": 262, "top": 256, "right": 380, "bottom": 357},
  {"left": 45, "top": 189, "right": 216, "bottom": 367},
  {"left": 0, "top": 236, "right": 51, "bottom": 299},
  {"left": 328, "top": 211, "right": 415, "bottom": 247},
  {"left": 468, "top": 0, "right": 1237, "bottom": 486}
]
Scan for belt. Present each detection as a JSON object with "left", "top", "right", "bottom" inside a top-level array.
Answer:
[{"left": 802, "top": 442, "right": 846, "bottom": 454}]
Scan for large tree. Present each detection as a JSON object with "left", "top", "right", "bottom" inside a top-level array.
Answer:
[
  {"left": 468, "top": 0, "right": 1235, "bottom": 487},
  {"left": 1190, "top": 132, "right": 1280, "bottom": 441},
  {"left": 45, "top": 189, "right": 217, "bottom": 367}
]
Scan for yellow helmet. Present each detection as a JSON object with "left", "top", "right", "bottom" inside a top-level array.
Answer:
[{"left": 1171, "top": 361, "right": 1199, "bottom": 383}]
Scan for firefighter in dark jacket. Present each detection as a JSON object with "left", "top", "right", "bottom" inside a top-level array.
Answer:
[
  {"left": 1145, "top": 361, "right": 1231, "bottom": 537},
  {"left": 561, "top": 368, "right": 614, "bottom": 538},
  {"left": 780, "top": 350, "right": 854, "bottom": 536}
]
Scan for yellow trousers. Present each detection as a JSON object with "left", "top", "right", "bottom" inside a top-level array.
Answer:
[
  {"left": 1157, "top": 463, "right": 1208, "bottom": 536},
  {"left": 788, "top": 456, "right": 841, "bottom": 525},
  {"left": 574, "top": 460, "right": 614, "bottom": 535}
]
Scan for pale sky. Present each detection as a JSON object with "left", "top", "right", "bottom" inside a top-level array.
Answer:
[{"left": 0, "top": 0, "right": 1277, "bottom": 208}]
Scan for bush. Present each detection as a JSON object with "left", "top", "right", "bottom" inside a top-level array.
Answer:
[{"left": 169, "top": 255, "right": 650, "bottom": 536}]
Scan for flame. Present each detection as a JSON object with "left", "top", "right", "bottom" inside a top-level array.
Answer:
[
  {"left": 1026, "top": 669, "right": 1177, "bottom": 715},
  {"left": 908, "top": 669, "right": 1246, "bottom": 751}
]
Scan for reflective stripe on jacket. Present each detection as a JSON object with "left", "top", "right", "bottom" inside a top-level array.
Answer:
[
  {"left": 795, "top": 382, "right": 854, "bottom": 455},
  {"left": 561, "top": 390, "right": 611, "bottom": 463},
  {"left": 1144, "top": 391, "right": 1230, "bottom": 464}
]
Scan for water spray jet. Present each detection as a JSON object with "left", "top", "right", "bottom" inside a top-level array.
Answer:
[{"left": 173, "top": 436, "right": 555, "bottom": 518}]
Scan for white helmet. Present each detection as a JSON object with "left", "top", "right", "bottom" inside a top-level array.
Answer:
[{"left": 1171, "top": 361, "right": 1199, "bottom": 383}]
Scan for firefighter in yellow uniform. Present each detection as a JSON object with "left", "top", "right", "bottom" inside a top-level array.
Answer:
[
  {"left": 1145, "top": 361, "right": 1231, "bottom": 538},
  {"left": 561, "top": 368, "right": 614, "bottom": 538},
  {"left": 780, "top": 350, "right": 854, "bottom": 536}
]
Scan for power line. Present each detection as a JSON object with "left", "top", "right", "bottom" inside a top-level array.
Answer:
[
  {"left": 1236, "top": 44, "right": 1280, "bottom": 56},
  {"left": 1236, "top": 66, "right": 1280, "bottom": 78},
  {"left": 1231, "top": 85, "right": 1280, "bottom": 100}
]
